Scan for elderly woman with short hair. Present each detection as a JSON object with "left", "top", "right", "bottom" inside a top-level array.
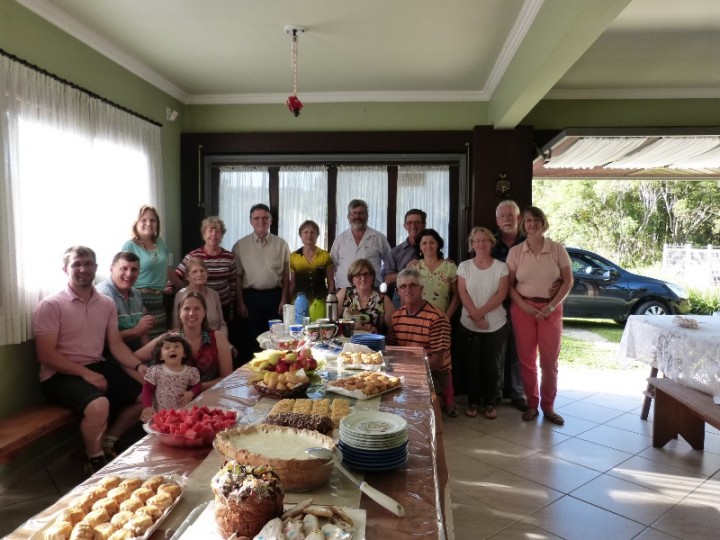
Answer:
[
  {"left": 506, "top": 206, "right": 573, "bottom": 425},
  {"left": 336, "top": 258, "right": 395, "bottom": 334},
  {"left": 176, "top": 216, "right": 237, "bottom": 321},
  {"left": 456, "top": 227, "right": 510, "bottom": 419},
  {"left": 172, "top": 257, "right": 227, "bottom": 334}
]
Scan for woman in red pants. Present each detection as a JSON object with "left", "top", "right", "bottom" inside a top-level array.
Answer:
[{"left": 506, "top": 206, "right": 573, "bottom": 425}]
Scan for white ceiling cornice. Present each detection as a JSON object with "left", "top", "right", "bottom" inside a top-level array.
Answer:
[{"left": 16, "top": 0, "right": 190, "bottom": 102}]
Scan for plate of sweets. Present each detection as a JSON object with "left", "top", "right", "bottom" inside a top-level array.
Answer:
[
  {"left": 325, "top": 371, "right": 403, "bottom": 400},
  {"left": 143, "top": 405, "right": 239, "bottom": 447}
]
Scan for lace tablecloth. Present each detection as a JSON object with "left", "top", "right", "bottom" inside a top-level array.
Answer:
[{"left": 618, "top": 315, "right": 720, "bottom": 399}]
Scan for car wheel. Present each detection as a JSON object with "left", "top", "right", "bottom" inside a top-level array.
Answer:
[{"left": 635, "top": 300, "right": 669, "bottom": 316}]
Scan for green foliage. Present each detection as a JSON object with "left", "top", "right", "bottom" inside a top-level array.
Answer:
[
  {"left": 688, "top": 287, "right": 720, "bottom": 314},
  {"left": 534, "top": 179, "right": 720, "bottom": 267}
]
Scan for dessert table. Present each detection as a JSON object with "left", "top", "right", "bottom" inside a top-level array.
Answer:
[
  {"left": 618, "top": 315, "right": 720, "bottom": 403},
  {"left": 6, "top": 346, "right": 449, "bottom": 540}
]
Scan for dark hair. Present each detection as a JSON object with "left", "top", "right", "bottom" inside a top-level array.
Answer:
[
  {"left": 404, "top": 209, "right": 427, "bottom": 224},
  {"left": 249, "top": 203, "right": 271, "bottom": 218},
  {"left": 111, "top": 251, "right": 140, "bottom": 265},
  {"left": 298, "top": 220, "right": 320, "bottom": 235},
  {"left": 132, "top": 205, "right": 161, "bottom": 241},
  {"left": 150, "top": 333, "right": 193, "bottom": 366},
  {"left": 347, "top": 199, "right": 368, "bottom": 213},
  {"left": 62, "top": 246, "right": 96, "bottom": 269},
  {"left": 415, "top": 229, "right": 444, "bottom": 259},
  {"left": 520, "top": 206, "right": 550, "bottom": 234},
  {"left": 176, "top": 290, "right": 210, "bottom": 332}
]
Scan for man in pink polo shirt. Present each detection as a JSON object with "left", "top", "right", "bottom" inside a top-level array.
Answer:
[{"left": 33, "top": 246, "right": 148, "bottom": 474}]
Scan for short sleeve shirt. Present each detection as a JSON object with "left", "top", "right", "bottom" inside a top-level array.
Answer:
[
  {"left": 506, "top": 238, "right": 571, "bottom": 298},
  {"left": 456, "top": 258, "right": 508, "bottom": 332},
  {"left": 144, "top": 364, "right": 201, "bottom": 410},
  {"left": 96, "top": 279, "right": 145, "bottom": 349},
  {"left": 121, "top": 237, "right": 170, "bottom": 290},
  {"left": 386, "top": 302, "right": 451, "bottom": 371},
  {"left": 330, "top": 227, "right": 391, "bottom": 288},
  {"left": 232, "top": 233, "right": 290, "bottom": 290}
]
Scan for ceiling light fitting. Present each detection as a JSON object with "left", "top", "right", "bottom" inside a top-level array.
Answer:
[{"left": 284, "top": 25, "right": 307, "bottom": 117}]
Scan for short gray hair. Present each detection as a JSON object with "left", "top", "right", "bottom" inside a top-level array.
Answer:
[
  {"left": 347, "top": 199, "right": 368, "bottom": 213},
  {"left": 496, "top": 199, "right": 520, "bottom": 216},
  {"left": 397, "top": 268, "right": 421, "bottom": 284}
]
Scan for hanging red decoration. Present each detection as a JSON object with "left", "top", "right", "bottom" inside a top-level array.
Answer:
[{"left": 285, "top": 26, "right": 306, "bottom": 117}]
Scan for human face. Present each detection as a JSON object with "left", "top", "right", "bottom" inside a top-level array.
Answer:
[
  {"left": 179, "top": 297, "right": 206, "bottom": 328},
  {"left": 138, "top": 210, "right": 158, "bottom": 240},
  {"left": 351, "top": 267, "right": 374, "bottom": 292},
  {"left": 419, "top": 235, "right": 439, "bottom": 259},
  {"left": 397, "top": 277, "right": 423, "bottom": 307},
  {"left": 522, "top": 213, "right": 545, "bottom": 237},
  {"left": 404, "top": 213, "right": 425, "bottom": 242},
  {"left": 110, "top": 258, "right": 139, "bottom": 293},
  {"left": 496, "top": 204, "right": 520, "bottom": 235},
  {"left": 250, "top": 209, "right": 272, "bottom": 237},
  {"left": 299, "top": 226, "right": 319, "bottom": 247},
  {"left": 348, "top": 206, "right": 368, "bottom": 231},
  {"left": 160, "top": 341, "right": 185, "bottom": 369},
  {"left": 471, "top": 231, "right": 493, "bottom": 257},
  {"left": 203, "top": 226, "right": 224, "bottom": 249},
  {"left": 187, "top": 264, "right": 208, "bottom": 287},
  {"left": 65, "top": 253, "right": 98, "bottom": 289}
]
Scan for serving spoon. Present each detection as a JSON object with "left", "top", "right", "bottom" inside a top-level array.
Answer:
[{"left": 305, "top": 447, "right": 405, "bottom": 517}]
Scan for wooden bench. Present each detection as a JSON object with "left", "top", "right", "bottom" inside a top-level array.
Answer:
[
  {"left": 648, "top": 377, "right": 720, "bottom": 450},
  {"left": 0, "top": 404, "right": 76, "bottom": 464}
]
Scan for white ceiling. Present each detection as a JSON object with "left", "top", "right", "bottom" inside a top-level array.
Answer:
[{"left": 15, "top": 0, "right": 720, "bottom": 126}]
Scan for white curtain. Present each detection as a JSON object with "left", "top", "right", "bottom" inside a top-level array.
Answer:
[
  {"left": 396, "top": 166, "right": 450, "bottom": 250},
  {"left": 336, "top": 166, "right": 388, "bottom": 236},
  {"left": 0, "top": 54, "right": 163, "bottom": 345},
  {"left": 218, "top": 166, "right": 270, "bottom": 249},
  {"left": 279, "top": 167, "right": 329, "bottom": 251}
]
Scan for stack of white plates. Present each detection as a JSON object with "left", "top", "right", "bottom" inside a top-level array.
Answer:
[
  {"left": 350, "top": 333, "right": 385, "bottom": 352},
  {"left": 338, "top": 411, "right": 408, "bottom": 471}
]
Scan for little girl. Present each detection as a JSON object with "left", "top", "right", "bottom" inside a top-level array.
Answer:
[{"left": 141, "top": 333, "right": 202, "bottom": 422}]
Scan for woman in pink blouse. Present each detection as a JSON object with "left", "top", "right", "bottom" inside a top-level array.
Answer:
[{"left": 506, "top": 207, "right": 573, "bottom": 425}]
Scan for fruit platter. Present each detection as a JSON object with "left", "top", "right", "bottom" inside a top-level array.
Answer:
[
  {"left": 249, "top": 347, "right": 322, "bottom": 375},
  {"left": 143, "top": 406, "right": 238, "bottom": 447}
]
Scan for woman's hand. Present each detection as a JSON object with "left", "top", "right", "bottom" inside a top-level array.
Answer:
[
  {"left": 178, "top": 390, "right": 194, "bottom": 406},
  {"left": 140, "top": 407, "right": 155, "bottom": 423}
]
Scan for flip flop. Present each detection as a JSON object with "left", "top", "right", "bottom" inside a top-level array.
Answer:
[
  {"left": 446, "top": 406, "right": 459, "bottom": 418},
  {"left": 465, "top": 405, "right": 479, "bottom": 418},
  {"left": 484, "top": 406, "right": 498, "bottom": 420},
  {"left": 522, "top": 408, "right": 539, "bottom": 421},
  {"left": 544, "top": 412, "right": 565, "bottom": 426}
]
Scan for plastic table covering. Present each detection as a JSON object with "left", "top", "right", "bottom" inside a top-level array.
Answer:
[{"left": 6, "top": 346, "right": 448, "bottom": 540}]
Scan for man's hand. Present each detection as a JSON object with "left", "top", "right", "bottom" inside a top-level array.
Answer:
[
  {"left": 82, "top": 370, "right": 108, "bottom": 392},
  {"left": 548, "top": 279, "right": 563, "bottom": 298},
  {"left": 136, "top": 315, "right": 155, "bottom": 336},
  {"left": 237, "top": 302, "right": 249, "bottom": 319}
]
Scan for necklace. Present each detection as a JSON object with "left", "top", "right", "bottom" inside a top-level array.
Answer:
[{"left": 138, "top": 238, "right": 160, "bottom": 262}]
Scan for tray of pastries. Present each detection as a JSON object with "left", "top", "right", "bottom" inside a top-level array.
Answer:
[
  {"left": 325, "top": 372, "right": 403, "bottom": 400},
  {"left": 264, "top": 398, "right": 351, "bottom": 432},
  {"left": 34, "top": 474, "right": 184, "bottom": 540},
  {"left": 339, "top": 350, "right": 385, "bottom": 370}
]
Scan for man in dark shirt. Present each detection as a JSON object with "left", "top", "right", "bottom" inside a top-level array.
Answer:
[{"left": 385, "top": 209, "right": 426, "bottom": 306}]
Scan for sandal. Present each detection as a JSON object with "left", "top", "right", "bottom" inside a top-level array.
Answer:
[
  {"left": 465, "top": 405, "right": 479, "bottom": 418},
  {"left": 522, "top": 408, "right": 539, "bottom": 421},
  {"left": 446, "top": 406, "right": 459, "bottom": 418},
  {"left": 544, "top": 412, "right": 565, "bottom": 426},
  {"left": 484, "top": 406, "right": 497, "bottom": 420}
]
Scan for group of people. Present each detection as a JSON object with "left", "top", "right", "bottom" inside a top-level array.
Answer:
[{"left": 32, "top": 198, "right": 572, "bottom": 475}]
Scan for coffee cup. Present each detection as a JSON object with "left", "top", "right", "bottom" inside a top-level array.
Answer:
[
  {"left": 320, "top": 323, "right": 338, "bottom": 341},
  {"left": 304, "top": 324, "right": 321, "bottom": 342},
  {"left": 270, "top": 321, "right": 285, "bottom": 335}
]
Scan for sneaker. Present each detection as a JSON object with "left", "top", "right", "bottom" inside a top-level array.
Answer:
[{"left": 84, "top": 455, "right": 108, "bottom": 476}]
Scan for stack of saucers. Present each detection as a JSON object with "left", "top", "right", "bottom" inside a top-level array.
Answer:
[
  {"left": 337, "top": 411, "right": 408, "bottom": 471},
  {"left": 350, "top": 333, "right": 385, "bottom": 352}
]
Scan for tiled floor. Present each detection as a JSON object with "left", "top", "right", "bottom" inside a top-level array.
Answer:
[
  {"left": 447, "top": 367, "right": 720, "bottom": 540},
  {"left": 2, "top": 366, "right": 720, "bottom": 539}
]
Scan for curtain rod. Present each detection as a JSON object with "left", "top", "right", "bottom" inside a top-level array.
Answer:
[{"left": 0, "top": 48, "right": 162, "bottom": 128}]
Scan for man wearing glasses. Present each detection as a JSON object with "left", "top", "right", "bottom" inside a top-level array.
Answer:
[
  {"left": 386, "top": 268, "right": 453, "bottom": 407},
  {"left": 385, "top": 208, "right": 426, "bottom": 306},
  {"left": 232, "top": 203, "right": 290, "bottom": 363},
  {"left": 330, "top": 199, "right": 391, "bottom": 289}
]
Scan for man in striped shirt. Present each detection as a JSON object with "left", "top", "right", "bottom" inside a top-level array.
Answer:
[{"left": 386, "top": 268, "right": 452, "bottom": 397}]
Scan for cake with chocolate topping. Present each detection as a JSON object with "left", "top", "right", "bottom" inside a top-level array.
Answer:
[{"left": 211, "top": 461, "right": 284, "bottom": 539}]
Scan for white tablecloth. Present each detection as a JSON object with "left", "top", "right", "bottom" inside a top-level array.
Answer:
[{"left": 618, "top": 315, "right": 720, "bottom": 400}]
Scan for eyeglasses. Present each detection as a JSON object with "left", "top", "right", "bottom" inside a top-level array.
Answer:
[
  {"left": 353, "top": 272, "right": 372, "bottom": 279},
  {"left": 397, "top": 283, "right": 420, "bottom": 290}
]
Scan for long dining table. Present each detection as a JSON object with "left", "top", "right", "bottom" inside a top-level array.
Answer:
[{"left": 7, "top": 346, "right": 449, "bottom": 540}]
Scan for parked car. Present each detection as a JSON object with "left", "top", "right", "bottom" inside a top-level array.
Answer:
[{"left": 562, "top": 247, "right": 690, "bottom": 323}]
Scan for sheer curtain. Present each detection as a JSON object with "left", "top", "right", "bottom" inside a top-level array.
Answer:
[
  {"left": 218, "top": 166, "right": 270, "bottom": 249},
  {"left": 0, "top": 55, "right": 163, "bottom": 345},
  {"left": 396, "top": 166, "right": 450, "bottom": 249},
  {"left": 279, "top": 166, "right": 329, "bottom": 251},
  {"left": 336, "top": 166, "right": 388, "bottom": 236}
]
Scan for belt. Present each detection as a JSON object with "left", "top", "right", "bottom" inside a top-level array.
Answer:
[
  {"left": 520, "top": 295, "right": 552, "bottom": 303},
  {"left": 139, "top": 288, "right": 163, "bottom": 295}
]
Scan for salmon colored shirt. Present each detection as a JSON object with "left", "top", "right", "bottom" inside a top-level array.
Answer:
[{"left": 506, "top": 238, "right": 571, "bottom": 299}]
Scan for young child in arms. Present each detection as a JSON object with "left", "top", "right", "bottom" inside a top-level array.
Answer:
[{"left": 141, "top": 333, "right": 202, "bottom": 422}]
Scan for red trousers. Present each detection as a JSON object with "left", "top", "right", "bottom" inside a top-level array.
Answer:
[{"left": 509, "top": 301, "right": 563, "bottom": 412}]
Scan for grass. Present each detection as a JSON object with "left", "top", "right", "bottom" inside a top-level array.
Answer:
[{"left": 559, "top": 318, "right": 644, "bottom": 370}]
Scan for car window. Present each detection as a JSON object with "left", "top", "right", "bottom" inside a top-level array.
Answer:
[{"left": 571, "top": 253, "right": 612, "bottom": 276}]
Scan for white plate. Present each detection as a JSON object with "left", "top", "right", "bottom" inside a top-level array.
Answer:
[{"left": 339, "top": 411, "right": 407, "bottom": 437}]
